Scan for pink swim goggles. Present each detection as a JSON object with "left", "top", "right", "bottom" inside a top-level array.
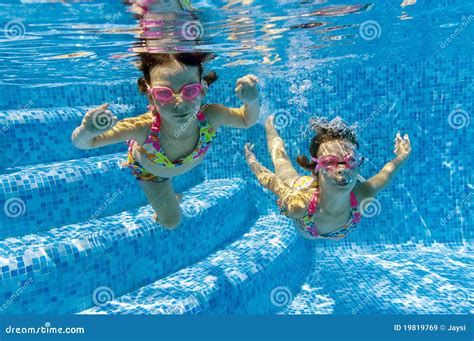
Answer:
[
  {"left": 147, "top": 83, "right": 203, "bottom": 104},
  {"left": 311, "top": 154, "right": 364, "bottom": 172}
]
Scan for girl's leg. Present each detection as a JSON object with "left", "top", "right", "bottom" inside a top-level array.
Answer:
[
  {"left": 265, "top": 115, "right": 300, "bottom": 184},
  {"left": 139, "top": 179, "right": 182, "bottom": 230}
]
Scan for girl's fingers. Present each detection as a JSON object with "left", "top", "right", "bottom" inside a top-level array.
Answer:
[
  {"left": 248, "top": 74, "right": 258, "bottom": 83},
  {"left": 245, "top": 76, "right": 256, "bottom": 86},
  {"left": 90, "top": 103, "right": 109, "bottom": 115},
  {"left": 238, "top": 76, "right": 256, "bottom": 87},
  {"left": 95, "top": 103, "right": 109, "bottom": 111},
  {"left": 405, "top": 136, "right": 412, "bottom": 152}
]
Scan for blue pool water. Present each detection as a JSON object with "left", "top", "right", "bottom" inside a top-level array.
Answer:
[{"left": 0, "top": 0, "right": 472, "bottom": 316}]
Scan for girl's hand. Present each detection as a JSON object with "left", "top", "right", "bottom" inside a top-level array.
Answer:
[
  {"left": 235, "top": 74, "right": 259, "bottom": 103},
  {"left": 81, "top": 103, "right": 118, "bottom": 135},
  {"left": 394, "top": 132, "right": 411, "bottom": 162},
  {"left": 244, "top": 143, "right": 256, "bottom": 161}
]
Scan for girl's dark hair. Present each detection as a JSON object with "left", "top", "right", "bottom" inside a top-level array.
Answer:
[
  {"left": 296, "top": 117, "right": 359, "bottom": 173},
  {"left": 137, "top": 52, "right": 218, "bottom": 93}
]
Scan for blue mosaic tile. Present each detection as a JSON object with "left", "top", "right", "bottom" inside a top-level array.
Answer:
[
  {"left": 79, "top": 213, "right": 309, "bottom": 315},
  {"left": 0, "top": 178, "right": 251, "bottom": 314},
  {"left": 0, "top": 153, "right": 204, "bottom": 239},
  {"left": 0, "top": 51, "right": 471, "bottom": 316},
  {"left": 0, "top": 104, "right": 143, "bottom": 171},
  {"left": 280, "top": 242, "right": 473, "bottom": 314}
]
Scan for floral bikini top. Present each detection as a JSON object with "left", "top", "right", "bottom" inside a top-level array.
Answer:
[
  {"left": 135, "top": 104, "right": 217, "bottom": 168},
  {"left": 277, "top": 176, "right": 362, "bottom": 240}
]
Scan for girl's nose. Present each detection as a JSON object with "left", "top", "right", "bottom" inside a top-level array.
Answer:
[
  {"left": 174, "top": 99, "right": 186, "bottom": 111},
  {"left": 336, "top": 166, "right": 347, "bottom": 175},
  {"left": 173, "top": 94, "right": 184, "bottom": 105}
]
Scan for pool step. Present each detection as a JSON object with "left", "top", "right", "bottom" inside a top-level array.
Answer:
[
  {"left": 0, "top": 178, "right": 253, "bottom": 314},
  {"left": 0, "top": 104, "right": 141, "bottom": 171},
  {"left": 278, "top": 243, "right": 474, "bottom": 314},
  {"left": 78, "top": 213, "right": 311, "bottom": 315},
  {"left": 0, "top": 152, "right": 204, "bottom": 240}
]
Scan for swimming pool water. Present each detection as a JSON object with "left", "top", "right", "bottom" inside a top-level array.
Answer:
[{"left": 0, "top": 0, "right": 472, "bottom": 316}]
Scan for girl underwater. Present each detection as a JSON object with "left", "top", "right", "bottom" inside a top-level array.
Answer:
[
  {"left": 72, "top": 52, "right": 260, "bottom": 229},
  {"left": 244, "top": 115, "right": 411, "bottom": 240}
]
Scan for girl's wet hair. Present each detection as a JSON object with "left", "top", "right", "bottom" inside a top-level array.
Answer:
[
  {"left": 297, "top": 116, "right": 359, "bottom": 173},
  {"left": 137, "top": 52, "right": 218, "bottom": 93}
]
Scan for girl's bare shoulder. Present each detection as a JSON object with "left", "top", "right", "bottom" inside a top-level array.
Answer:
[{"left": 120, "top": 111, "right": 154, "bottom": 145}]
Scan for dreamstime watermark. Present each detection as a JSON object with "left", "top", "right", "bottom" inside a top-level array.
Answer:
[
  {"left": 5, "top": 321, "right": 85, "bottom": 335},
  {"left": 181, "top": 200, "right": 201, "bottom": 218},
  {"left": 272, "top": 110, "right": 292, "bottom": 129},
  {"left": 4, "top": 197, "right": 27, "bottom": 218},
  {"left": 270, "top": 286, "right": 292, "bottom": 307},
  {"left": 359, "top": 20, "right": 381, "bottom": 41},
  {"left": 1, "top": 118, "right": 15, "bottom": 135},
  {"left": 84, "top": 12, "right": 122, "bottom": 48},
  {"left": 88, "top": 188, "right": 123, "bottom": 222},
  {"left": 356, "top": 100, "right": 389, "bottom": 133},
  {"left": 17, "top": 100, "right": 34, "bottom": 111},
  {"left": 440, "top": 191, "right": 473, "bottom": 226},
  {"left": 447, "top": 288, "right": 469, "bottom": 306},
  {"left": 0, "top": 278, "right": 34, "bottom": 312},
  {"left": 439, "top": 15, "right": 474, "bottom": 49},
  {"left": 91, "top": 109, "right": 115, "bottom": 131},
  {"left": 92, "top": 286, "right": 114, "bottom": 307},
  {"left": 1, "top": 100, "right": 34, "bottom": 135},
  {"left": 447, "top": 108, "right": 470, "bottom": 130},
  {"left": 3, "top": 20, "right": 26, "bottom": 40},
  {"left": 173, "top": 113, "right": 198, "bottom": 138},
  {"left": 181, "top": 20, "right": 203, "bottom": 40},
  {"left": 352, "top": 281, "right": 387, "bottom": 314},
  {"left": 359, "top": 197, "right": 381, "bottom": 218},
  {"left": 283, "top": 16, "right": 300, "bottom": 28}
]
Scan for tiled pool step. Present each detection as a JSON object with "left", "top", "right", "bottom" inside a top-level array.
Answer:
[
  {"left": 78, "top": 213, "right": 311, "bottom": 315},
  {"left": 0, "top": 105, "right": 141, "bottom": 170},
  {"left": 278, "top": 243, "right": 474, "bottom": 314},
  {"left": 0, "top": 152, "right": 204, "bottom": 239},
  {"left": 0, "top": 178, "right": 253, "bottom": 314}
]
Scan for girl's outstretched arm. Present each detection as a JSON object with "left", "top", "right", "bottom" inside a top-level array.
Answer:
[
  {"left": 357, "top": 132, "right": 412, "bottom": 199},
  {"left": 206, "top": 74, "right": 260, "bottom": 129},
  {"left": 71, "top": 103, "right": 151, "bottom": 149},
  {"left": 244, "top": 143, "right": 308, "bottom": 218}
]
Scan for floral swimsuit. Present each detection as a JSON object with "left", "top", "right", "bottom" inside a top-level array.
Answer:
[
  {"left": 122, "top": 104, "right": 217, "bottom": 182},
  {"left": 277, "top": 176, "right": 362, "bottom": 240}
]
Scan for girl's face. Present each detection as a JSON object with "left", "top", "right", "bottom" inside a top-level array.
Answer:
[
  {"left": 147, "top": 61, "right": 205, "bottom": 123},
  {"left": 316, "top": 139, "right": 361, "bottom": 191}
]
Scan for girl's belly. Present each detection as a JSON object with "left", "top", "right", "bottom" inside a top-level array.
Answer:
[{"left": 131, "top": 141, "right": 205, "bottom": 178}]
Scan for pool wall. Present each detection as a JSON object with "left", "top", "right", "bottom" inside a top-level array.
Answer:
[{"left": 0, "top": 52, "right": 472, "bottom": 315}]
